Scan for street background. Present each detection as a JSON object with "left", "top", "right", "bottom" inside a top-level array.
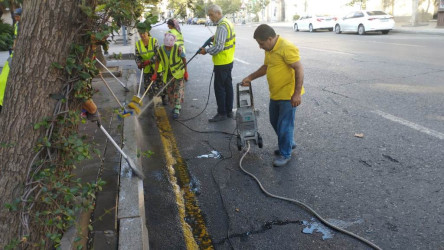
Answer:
[
  {"left": 140, "top": 21, "right": 444, "bottom": 249},
  {"left": 2, "top": 20, "right": 442, "bottom": 249}
]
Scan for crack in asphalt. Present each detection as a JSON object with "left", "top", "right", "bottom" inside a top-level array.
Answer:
[{"left": 213, "top": 219, "right": 303, "bottom": 246}]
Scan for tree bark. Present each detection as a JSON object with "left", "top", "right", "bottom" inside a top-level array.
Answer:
[
  {"left": 412, "top": 0, "right": 419, "bottom": 25},
  {"left": 280, "top": 0, "right": 285, "bottom": 21},
  {"left": 0, "top": 0, "right": 91, "bottom": 247}
]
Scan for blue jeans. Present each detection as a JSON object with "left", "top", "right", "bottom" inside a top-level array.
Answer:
[
  {"left": 213, "top": 63, "right": 233, "bottom": 115},
  {"left": 269, "top": 100, "right": 297, "bottom": 159}
]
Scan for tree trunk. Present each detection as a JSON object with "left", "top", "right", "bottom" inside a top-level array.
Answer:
[
  {"left": 392, "top": 0, "right": 395, "bottom": 16},
  {"left": 281, "top": 0, "right": 285, "bottom": 21},
  {"left": 412, "top": 0, "right": 419, "bottom": 25},
  {"left": 0, "top": 0, "right": 92, "bottom": 247}
]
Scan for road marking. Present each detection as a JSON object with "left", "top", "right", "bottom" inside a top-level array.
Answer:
[
  {"left": 234, "top": 58, "right": 251, "bottom": 64},
  {"left": 298, "top": 46, "right": 354, "bottom": 56},
  {"left": 368, "top": 41, "right": 424, "bottom": 47},
  {"left": 372, "top": 110, "right": 444, "bottom": 140},
  {"left": 153, "top": 98, "right": 214, "bottom": 249}
]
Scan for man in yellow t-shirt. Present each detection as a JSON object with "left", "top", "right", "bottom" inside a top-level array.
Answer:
[{"left": 242, "top": 24, "right": 305, "bottom": 167}]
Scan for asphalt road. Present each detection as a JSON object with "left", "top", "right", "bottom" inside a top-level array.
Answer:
[{"left": 141, "top": 23, "right": 444, "bottom": 249}]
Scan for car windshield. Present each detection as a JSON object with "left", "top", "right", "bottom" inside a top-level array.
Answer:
[{"left": 367, "top": 11, "right": 388, "bottom": 16}]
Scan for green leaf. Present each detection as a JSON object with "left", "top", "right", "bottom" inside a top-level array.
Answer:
[{"left": 51, "top": 62, "right": 64, "bottom": 69}]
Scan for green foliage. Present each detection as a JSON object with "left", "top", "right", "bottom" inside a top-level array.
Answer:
[
  {"left": 248, "top": 0, "right": 270, "bottom": 19},
  {"left": 191, "top": 0, "right": 209, "bottom": 17},
  {"left": 168, "top": 0, "right": 191, "bottom": 18},
  {"left": 293, "top": 14, "right": 300, "bottom": 21},
  {"left": 11, "top": 107, "right": 106, "bottom": 248},
  {"left": 216, "top": 0, "right": 242, "bottom": 15},
  {"left": 5, "top": 0, "right": 155, "bottom": 248},
  {"left": 346, "top": 0, "right": 367, "bottom": 9},
  {"left": 136, "top": 13, "right": 158, "bottom": 33},
  {"left": 0, "top": 21, "right": 13, "bottom": 51},
  {"left": 137, "top": 149, "right": 154, "bottom": 159}
]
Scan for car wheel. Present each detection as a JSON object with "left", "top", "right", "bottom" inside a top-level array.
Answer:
[
  {"left": 335, "top": 24, "right": 341, "bottom": 34},
  {"left": 309, "top": 24, "right": 314, "bottom": 32},
  {"left": 294, "top": 23, "right": 299, "bottom": 32},
  {"left": 382, "top": 30, "right": 390, "bottom": 34},
  {"left": 358, "top": 24, "right": 365, "bottom": 35}
]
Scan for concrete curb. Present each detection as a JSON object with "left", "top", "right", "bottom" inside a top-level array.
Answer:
[
  {"left": 117, "top": 70, "right": 149, "bottom": 250},
  {"left": 60, "top": 201, "right": 92, "bottom": 249},
  {"left": 391, "top": 28, "right": 444, "bottom": 35}
]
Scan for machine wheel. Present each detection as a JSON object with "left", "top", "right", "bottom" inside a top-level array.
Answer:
[
  {"left": 237, "top": 136, "right": 242, "bottom": 151},
  {"left": 294, "top": 23, "right": 299, "bottom": 32},
  {"left": 309, "top": 24, "right": 314, "bottom": 32},
  {"left": 358, "top": 24, "right": 366, "bottom": 35},
  {"left": 335, "top": 24, "right": 341, "bottom": 34},
  {"left": 257, "top": 133, "right": 263, "bottom": 148},
  {"left": 381, "top": 30, "right": 390, "bottom": 34}
]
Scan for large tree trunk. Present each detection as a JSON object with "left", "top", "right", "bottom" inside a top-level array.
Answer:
[
  {"left": 280, "top": 0, "right": 285, "bottom": 21},
  {"left": 412, "top": 0, "right": 419, "bottom": 25},
  {"left": 0, "top": 0, "right": 92, "bottom": 247}
]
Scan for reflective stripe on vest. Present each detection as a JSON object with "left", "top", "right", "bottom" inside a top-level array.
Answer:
[
  {"left": 167, "top": 29, "right": 186, "bottom": 53},
  {"left": 0, "top": 55, "right": 12, "bottom": 106},
  {"left": 212, "top": 17, "right": 235, "bottom": 66},
  {"left": 136, "top": 38, "right": 162, "bottom": 73},
  {"left": 158, "top": 44, "right": 185, "bottom": 83},
  {"left": 14, "top": 22, "right": 18, "bottom": 37}
]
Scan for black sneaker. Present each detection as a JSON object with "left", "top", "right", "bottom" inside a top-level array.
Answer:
[
  {"left": 209, "top": 113, "right": 227, "bottom": 122},
  {"left": 274, "top": 145, "right": 297, "bottom": 156},
  {"left": 161, "top": 95, "right": 168, "bottom": 105},
  {"left": 273, "top": 155, "right": 291, "bottom": 167},
  {"left": 227, "top": 111, "right": 234, "bottom": 118}
]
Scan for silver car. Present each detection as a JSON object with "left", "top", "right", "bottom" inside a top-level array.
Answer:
[
  {"left": 293, "top": 15, "right": 336, "bottom": 32},
  {"left": 334, "top": 10, "right": 395, "bottom": 35}
]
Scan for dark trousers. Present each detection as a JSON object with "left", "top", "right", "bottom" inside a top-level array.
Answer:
[{"left": 213, "top": 62, "right": 233, "bottom": 115}]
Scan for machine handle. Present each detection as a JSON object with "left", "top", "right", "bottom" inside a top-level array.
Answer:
[{"left": 236, "top": 82, "right": 254, "bottom": 108}]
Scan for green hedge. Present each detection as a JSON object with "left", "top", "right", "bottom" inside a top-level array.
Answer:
[{"left": 0, "top": 21, "right": 14, "bottom": 51}]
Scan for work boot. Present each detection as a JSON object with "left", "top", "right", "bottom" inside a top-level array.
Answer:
[
  {"left": 227, "top": 111, "right": 234, "bottom": 118},
  {"left": 209, "top": 113, "right": 227, "bottom": 122},
  {"left": 274, "top": 145, "right": 297, "bottom": 156},
  {"left": 273, "top": 155, "right": 291, "bottom": 167},
  {"left": 161, "top": 95, "right": 168, "bottom": 105},
  {"left": 172, "top": 108, "right": 180, "bottom": 120}
]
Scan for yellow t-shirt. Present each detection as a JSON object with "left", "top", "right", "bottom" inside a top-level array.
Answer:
[{"left": 264, "top": 36, "right": 305, "bottom": 100}]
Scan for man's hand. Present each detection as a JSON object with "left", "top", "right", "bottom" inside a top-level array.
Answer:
[
  {"left": 198, "top": 48, "right": 207, "bottom": 55},
  {"left": 151, "top": 73, "right": 157, "bottom": 81},
  {"left": 184, "top": 71, "right": 189, "bottom": 81},
  {"left": 241, "top": 77, "right": 251, "bottom": 86},
  {"left": 291, "top": 94, "right": 302, "bottom": 107}
]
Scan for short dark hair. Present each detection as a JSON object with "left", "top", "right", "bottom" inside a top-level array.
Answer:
[
  {"left": 253, "top": 24, "right": 276, "bottom": 41},
  {"left": 167, "top": 19, "right": 174, "bottom": 26}
]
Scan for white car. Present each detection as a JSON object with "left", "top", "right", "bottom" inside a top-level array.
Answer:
[
  {"left": 334, "top": 10, "right": 395, "bottom": 35},
  {"left": 293, "top": 15, "right": 336, "bottom": 32}
]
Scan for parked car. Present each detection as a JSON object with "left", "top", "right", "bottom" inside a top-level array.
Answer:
[
  {"left": 334, "top": 10, "right": 395, "bottom": 35},
  {"left": 196, "top": 18, "right": 207, "bottom": 25},
  {"left": 293, "top": 15, "right": 336, "bottom": 32}
]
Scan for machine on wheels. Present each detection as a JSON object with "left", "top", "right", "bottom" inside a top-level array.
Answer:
[{"left": 236, "top": 83, "right": 263, "bottom": 151}]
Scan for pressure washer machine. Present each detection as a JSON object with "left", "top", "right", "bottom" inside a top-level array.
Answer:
[{"left": 236, "top": 83, "right": 263, "bottom": 151}]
